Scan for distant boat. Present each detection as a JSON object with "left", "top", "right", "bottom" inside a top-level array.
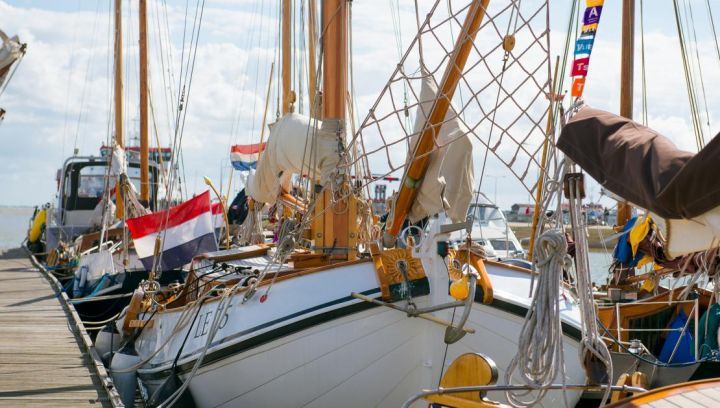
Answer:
[{"left": 449, "top": 193, "right": 526, "bottom": 260}]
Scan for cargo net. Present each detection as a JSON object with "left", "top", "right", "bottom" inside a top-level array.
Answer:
[{"left": 342, "top": 0, "right": 552, "bottom": 200}]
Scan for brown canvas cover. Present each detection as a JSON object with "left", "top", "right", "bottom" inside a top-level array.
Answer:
[{"left": 557, "top": 106, "right": 720, "bottom": 219}]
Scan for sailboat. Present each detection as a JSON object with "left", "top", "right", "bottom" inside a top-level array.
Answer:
[
  {"left": 106, "top": 1, "right": 590, "bottom": 407},
  {"left": 25, "top": 0, "right": 185, "bottom": 325},
  {"left": 542, "top": 0, "right": 720, "bottom": 400}
]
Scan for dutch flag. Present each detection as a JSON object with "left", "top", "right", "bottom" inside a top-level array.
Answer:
[
  {"left": 230, "top": 143, "right": 265, "bottom": 171},
  {"left": 211, "top": 201, "right": 225, "bottom": 230},
  {"left": 126, "top": 191, "right": 218, "bottom": 271}
]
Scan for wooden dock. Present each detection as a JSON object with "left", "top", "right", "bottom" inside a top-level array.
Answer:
[{"left": 0, "top": 248, "right": 116, "bottom": 407}]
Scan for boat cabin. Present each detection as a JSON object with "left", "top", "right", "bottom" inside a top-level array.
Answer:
[
  {"left": 46, "top": 154, "right": 161, "bottom": 250},
  {"left": 450, "top": 193, "right": 525, "bottom": 260}
]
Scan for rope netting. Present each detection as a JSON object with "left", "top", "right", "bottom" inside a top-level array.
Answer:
[{"left": 342, "top": 0, "right": 553, "bottom": 199}]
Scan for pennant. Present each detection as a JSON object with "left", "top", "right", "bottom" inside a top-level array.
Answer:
[
  {"left": 571, "top": 77, "right": 586, "bottom": 97},
  {"left": 574, "top": 37, "right": 595, "bottom": 55},
  {"left": 571, "top": 2, "right": 604, "bottom": 96},
  {"left": 571, "top": 57, "right": 590, "bottom": 77},
  {"left": 581, "top": 23, "right": 598, "bottom": 36},
  {"left": 126, "top": 191, "right": 217, "bottom": 271},
  {"left": 583, "top": 6, "right": 603, "bottom": 25},
  {"left": 230, "top": 143, "right": 266, "bottom": 171}
]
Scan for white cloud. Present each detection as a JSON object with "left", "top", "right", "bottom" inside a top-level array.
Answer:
[{"left": 0, "top": 0, "right": 719, "bottom": 215}]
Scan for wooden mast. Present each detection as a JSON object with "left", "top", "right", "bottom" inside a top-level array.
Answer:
[
  {"left": 384, "top": 0, "right": 490, "bottom": 245},
  {"left": 114, "top": 0, "right": 124, "bottom": 218},
  {"left": 313, "top": 0, "right": 353, "bottom": 259},
  {"left": 321, "top": 0, "right": 347, "bottom": 120},
  {"left": 528, "top": 56, "right": 560, "bottom": 261},
  {"left": 139, "top": 0, "right": 149, "bottom": 204},
  {"left": 617, "top": 0, "right": 634, "bottom": 227},
  {"left": 282, "top": 0, "right": 295, "bottom": 114},
  {"left": 307, "top": 0, "right": 318, "bottom": 114}
]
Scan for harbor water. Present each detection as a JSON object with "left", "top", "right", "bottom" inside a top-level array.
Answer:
[
  {"left": 0, "top": 206, "right": 33, "bottom": 252},
  {"left": 0, "top": 205, "right": 615, "bottom": 281}
]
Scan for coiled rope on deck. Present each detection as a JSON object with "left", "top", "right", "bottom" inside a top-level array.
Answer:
[{"left": 505, "top": 230, "right": 571, "bottom": 407}]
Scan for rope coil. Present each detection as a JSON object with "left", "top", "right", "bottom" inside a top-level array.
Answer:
[{"left": 504, "top": 229, "right": 570, "bottom": 407}]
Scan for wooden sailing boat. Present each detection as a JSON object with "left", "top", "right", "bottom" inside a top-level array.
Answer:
[
  {"left": 553, "top": 0, "right": 720, "bottom": 402},
  {"left": 106, "top": 1, "right": 590, "bottom": 406},
  {"left": 26, "top": 0, "right": 184, "bottom": 326}
]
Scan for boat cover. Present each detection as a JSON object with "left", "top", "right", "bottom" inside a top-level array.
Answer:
[
  {"left": 407, "top": 70, "right": 474, "bottom": 223},
  {"left": 0, "top": 30, "right": 23, "bottom": 87},
  {"left": 557, "top": 106, "right": 720, "bottom": 219},
  {"left": 247, "top": 113, "right": 338, "bottom": 204}
]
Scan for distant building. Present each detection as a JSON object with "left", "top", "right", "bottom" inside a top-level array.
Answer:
[
  {"left": 372, "top": 184, "right": 389, "bottom": 215},
  {"left": 509, "top": 203, "right": 534, "bottom": 222}
]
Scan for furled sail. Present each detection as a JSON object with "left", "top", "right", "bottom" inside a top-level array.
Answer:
[
  {"left": 407, "top": 71, "right": 474, "bottom": 223},
  {"left": 0, "top": 29, "right": 24, "bottom": 93},
  {"left": 558, "top": 105, "right": 720, "bottom": 256},
  {"left": 247, "top": 113, "right": 339, "bottom": 204}
]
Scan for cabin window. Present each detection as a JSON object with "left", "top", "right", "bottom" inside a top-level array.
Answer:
[
  {"left": 76, "top": 166, "right": 146, "bottom": 199},
  {"left": 77, "top": 166, "right": 107, "bottom": 198},
  {"left": 468, "top": 206, "right": 506, "bottom": 229},
  {"left": 490, "top": 239, "right": 517, "bottom": 252}
]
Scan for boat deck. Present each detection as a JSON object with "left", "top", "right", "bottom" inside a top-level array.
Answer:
[
  {"left": 608, "top": 378, "right": 720, "bottom": 407},
  {"left": 0, "top": 248, "right": 114, "bottom": 407}
]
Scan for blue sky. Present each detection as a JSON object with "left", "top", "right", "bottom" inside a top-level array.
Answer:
[{"left": 1, "top": 0, "right": 719, "bottom": 210}]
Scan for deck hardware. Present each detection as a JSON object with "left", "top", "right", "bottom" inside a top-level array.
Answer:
[{"left": 351, "top": 292, "right": 475, "bottom": 335}]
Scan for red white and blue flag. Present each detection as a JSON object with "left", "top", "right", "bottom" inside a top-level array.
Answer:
[
  {"left": 126, "top": 191, "right": 218, "bottom": 271},
  {"left": 230, "top": 143, "right": 265, "bottom": 171},
  {"left": 211, "top": 201, "right": 224, "bottom": 230}
]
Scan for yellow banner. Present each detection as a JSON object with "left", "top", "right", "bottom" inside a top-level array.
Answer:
[{"left": 581, "top": 23, "right": 598, "bottom": 34}]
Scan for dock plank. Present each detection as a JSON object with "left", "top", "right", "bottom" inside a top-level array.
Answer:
[{"left": 0, "top": 252, "right": 111, "bottom": 407}]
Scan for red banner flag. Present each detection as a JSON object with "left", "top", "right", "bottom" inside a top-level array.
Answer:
[{"left": 571, "top": 57, "right": 590, "bottom": 77}]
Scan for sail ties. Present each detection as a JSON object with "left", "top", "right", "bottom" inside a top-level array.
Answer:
[{"left": 504, "top": 229, "right": 570, "bottom": 407}]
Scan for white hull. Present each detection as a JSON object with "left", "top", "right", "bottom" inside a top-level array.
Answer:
[
  {"left": 136, "top": 256, "right": 585, "bottom": 407},
  {"left": 142, "top": 303, "right": 583, "bottom": 408}
]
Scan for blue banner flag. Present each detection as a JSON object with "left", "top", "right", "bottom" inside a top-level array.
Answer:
[{"left": 574, "top": 36, "right": 595, "bottom": 55}]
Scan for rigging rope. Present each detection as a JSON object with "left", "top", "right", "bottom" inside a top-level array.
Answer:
[
  {"left": 672, "top": 0, "right": 705, "bottom": 151},
  {"left": 639, "top": 0, "right": 648, "bottom": 126},
  {"left": 566, "top": 167, "right": 613, "bottom": 404},
  {"left": 335, "top": 0, "right": 553, "bottom": 212},
  {"left": 73, "top": 0, "right": 104, "bottom": 154},
  {"left": 152, "top": 0, "right": 207, "bottom": 275},
  {"left": 684, "top": 0, "right": 712, "bottom": 139},
  {"left": 706, "top": 0, "right": 720, "bottom": 64},
  {"left": 504, "top": 230, "right": 570, "bottom": 408}
]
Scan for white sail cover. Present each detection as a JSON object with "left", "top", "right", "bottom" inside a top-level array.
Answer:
[
  {"left": 0, "top": 30, "right": 23, "bottom": 89},
  {"left": 652, "top": 209, "right": 720, "bottom": 258},
  {"left": 247, "top": 113, "right": 339, "bottom": 204},
  {"left": 407, "top": 71, "right": 474, "bottom": 223},
  {"left": 111, "top": 144, "right": 127, "bottom": 177}
]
